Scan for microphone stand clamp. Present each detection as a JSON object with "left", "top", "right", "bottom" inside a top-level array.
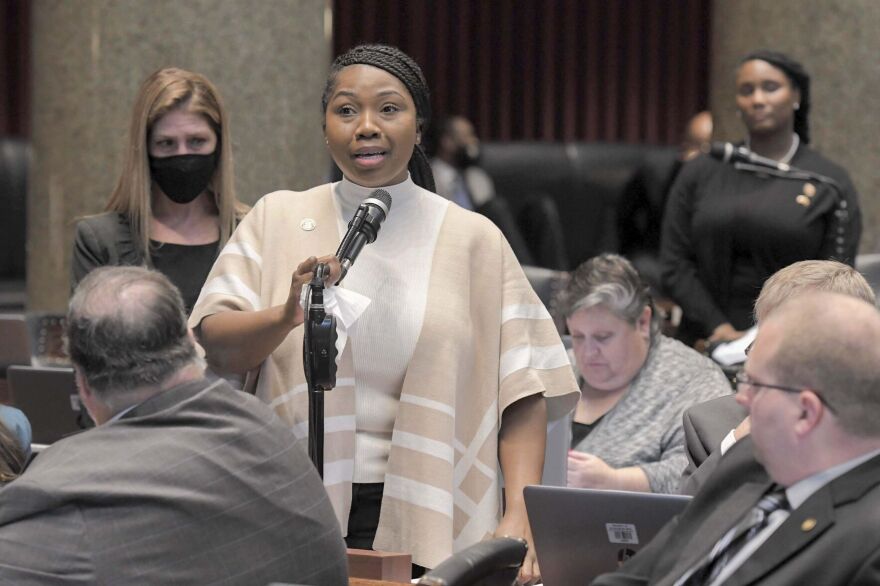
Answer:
[{"left": 303, "top": 262, "right": 338, "bottom": 477}]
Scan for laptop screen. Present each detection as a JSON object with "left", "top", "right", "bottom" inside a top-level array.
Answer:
[{"left": 8, "top": 365, "right": 84, "bottom": 445}]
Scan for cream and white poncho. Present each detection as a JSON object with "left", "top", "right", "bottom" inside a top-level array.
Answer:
[{"left": 189, "top": 181, "right": 579, "bottom": 568}]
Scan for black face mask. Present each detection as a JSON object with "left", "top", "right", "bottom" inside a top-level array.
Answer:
[
  {"left": 149, "top": 153, "right": 217, "bottom": 204},
  {"left": 452, "top": 143, "right": 481, "bottom": 169}
]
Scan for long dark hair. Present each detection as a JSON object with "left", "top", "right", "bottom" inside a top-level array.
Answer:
[
  {"left": 322, "top": 44, "right": 436, "bottom": 192},
  {"left": 0, "top": 421, "right": 25, "bottom": 484},
  {"left": 740, "top": 50, "right": 811, "bottom": 144}
]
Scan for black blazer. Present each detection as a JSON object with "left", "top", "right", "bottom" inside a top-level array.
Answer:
[
  {"left": 679, "top": 394, "right": 748, "bottom": 495},
  {"left": 71, "top": 212, "right": 145, "bottom": 289},
  {"left": 71, "top": 212, "right": 230, "bottom": 313}
]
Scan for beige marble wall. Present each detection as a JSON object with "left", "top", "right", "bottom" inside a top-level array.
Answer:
[
  {"left": 28, "top": 0, "right": 330, "bottom": 310},
  {"left": 710, "top": 0, "right": 880, "bottom": 253}
]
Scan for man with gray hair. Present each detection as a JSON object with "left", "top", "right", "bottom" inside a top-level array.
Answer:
[
  {"left": 593, "top": 292, "right": 880, "bottom": 584},
  {"left": 0, "top": 267, "right": 347, "bottom": 585}
]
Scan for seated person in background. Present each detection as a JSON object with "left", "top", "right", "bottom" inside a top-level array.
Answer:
[
  {"left": 559, "top": 254, "right": 731, "bottom": 494},
  {"left": 680, "top": 259, "right": 876, "bottom": 495},
  {"left": 0, "top": 420, "right": 26, "bottom": 486},
  {"left": 0, "top": 403, "right": 31, "bottom": 458},
  {"left": 661, "top": 50, "right": 861, "bottom": 348},
  {"left": 429, "top": 114, "right": 535, "bottom": 264},
  {"left": 72, "top": 68, "right": 248, "bottom": 314},
  {"left": 0, "top": 266, "right": 347, "bottom": 585},
  {"left": 430, "top": 115, "right": 488, "bottom": 210},
  {"left": 679, "top": 111, "right": 714, "bottom": 163},
  {"left": 593, "top": 292, "right": 880, "bottom": 585}
]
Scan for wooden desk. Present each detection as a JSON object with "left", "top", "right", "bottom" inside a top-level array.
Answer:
[
  {"left": 349, "top": 579, "right": 411, "bottom": 586},
  {"left": 347, "top": 548, "right": 411, "bottom": 583}
]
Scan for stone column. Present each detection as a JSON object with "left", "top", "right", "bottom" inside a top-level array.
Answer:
[
  {"left": 709, "top": 0, "right": 880, "bottom": 252},
  {"left": 28, "top": 0, "right": 330, "bottom": 310}
]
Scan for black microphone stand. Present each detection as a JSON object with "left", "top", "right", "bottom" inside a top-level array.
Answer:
[
  {"left": 733, "top": 161, "right": 840, "bottom": 189},
  {"left": 302, "top": 263, "right": 338, "bottom": 477}
]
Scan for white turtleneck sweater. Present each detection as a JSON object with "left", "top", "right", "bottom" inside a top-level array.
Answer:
[{"left": 331, "top": 175, "right": 449, "bottom": 482}]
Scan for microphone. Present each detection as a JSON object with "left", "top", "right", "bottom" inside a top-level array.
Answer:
[
  {"left": 334, "top": 189, "right": 392, "bottom": 282},
  {"left": 706, "top": 141, "right": 794, "bottom": 172}
]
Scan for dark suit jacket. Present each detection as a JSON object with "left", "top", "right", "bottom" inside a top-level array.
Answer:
[
  {"left": 679, "top": 393, "right": 747, "bottom": 495},
  {"left": 593, "top": 437, "right": 880, "bottom": 585},
  {"left": 0, "top": 377, "right": 348, "bottom": 585}
]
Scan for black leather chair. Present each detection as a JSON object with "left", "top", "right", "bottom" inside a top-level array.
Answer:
[
  {"left": 0, "top": 138, "right": 30, "bottom": 311},
  {"left": 519, "top": 194, "right": 569, "bottom": 270},
  {"left": 417, "top": 537, "right": 528, "bottom": 586},
  {"left": 481, "top": 142, "right": 678, "bottom": 271},
  {"left": 522, "top": 265, "right": 569, "bottom": 333},
  {"left": 617, "top": 149, "right": 681, "bottom": 296}
]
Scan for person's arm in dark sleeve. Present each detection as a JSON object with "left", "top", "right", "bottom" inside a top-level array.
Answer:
[
  {"left": 851, "top": 544, "right": 880, "bottom": 585},
  {"left": 818, "top": 171, "right": 861, "bottom": 266},
  {"left": 0, "top": 481, "right": 95, "bottom": 583},
  {"left": 679, "top": 407, "right": 710, "bottom": 493},
  {"left": 659, "top": 162, "right": 729, "bottom": 335},
  {"left": 71, "top": 219, "right": 110, "bottom": 290}
]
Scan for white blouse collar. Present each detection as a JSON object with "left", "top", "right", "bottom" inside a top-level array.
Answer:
[{"left": 337, "top": 174, "right": 419, "bottom": 212}]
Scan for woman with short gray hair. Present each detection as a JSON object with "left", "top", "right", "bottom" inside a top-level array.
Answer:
[{"left": 560, "top": 254, "right": 730, "bottom": 494}]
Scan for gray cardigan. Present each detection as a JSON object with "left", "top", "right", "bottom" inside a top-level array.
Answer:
[{"left": 572, "top": 335, "right": 733, "bottom": 493}]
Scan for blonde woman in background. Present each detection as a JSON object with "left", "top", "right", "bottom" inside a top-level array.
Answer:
[{"left": 72, "top": 67, "right": 247, "bottom": 313}]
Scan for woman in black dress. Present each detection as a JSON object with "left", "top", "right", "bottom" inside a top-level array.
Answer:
[{"left": 660, "top": 50, "right": 861, "bottom": 345}]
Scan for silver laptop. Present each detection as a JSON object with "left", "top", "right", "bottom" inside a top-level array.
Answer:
[
  {"left": 525, "top": 485, "right": 691, "bottom": 585},
  {"left": 8, "top": 365, "right": 85, "bottom": 445}
]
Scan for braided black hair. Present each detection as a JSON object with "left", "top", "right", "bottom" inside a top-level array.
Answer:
[
  {"left": 322, "top": 44, "right": 436, "bottom": 192},
  {"left": 740, "top": 50, "right": 811, "bottom": 144}
]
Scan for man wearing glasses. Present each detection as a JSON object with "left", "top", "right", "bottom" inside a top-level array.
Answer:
[{"left": 593, "top": 291, "right": 880, "bottom": 585}]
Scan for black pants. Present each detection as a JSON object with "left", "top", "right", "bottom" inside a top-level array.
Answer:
[
  {"left": 345, "top": 482, "right": 383, "bottom": 550},
  {"left": 345, "top": 483, "right": 426, "bottom": 578}
]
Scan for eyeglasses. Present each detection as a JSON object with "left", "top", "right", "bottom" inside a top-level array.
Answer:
[{"left": 734, "top": 371, "right": 837, "bottom": 414}]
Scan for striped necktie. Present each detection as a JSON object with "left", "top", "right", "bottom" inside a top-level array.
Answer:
[{"left": 675, "top": 486, "right": 790, "bottom": 585}]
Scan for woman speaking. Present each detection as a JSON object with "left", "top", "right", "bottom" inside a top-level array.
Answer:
[{"left": 189, "top": 44, "right": 578, "bottom": 581}]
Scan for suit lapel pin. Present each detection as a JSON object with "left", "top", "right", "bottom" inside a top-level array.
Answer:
[
  {"left": 300, "top": 218, "right": 317, "bottom": 232},
  {"left": 801, "top": 518, "right": 817, "bottom": 532}
]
